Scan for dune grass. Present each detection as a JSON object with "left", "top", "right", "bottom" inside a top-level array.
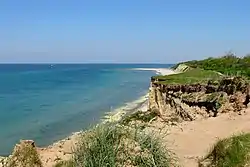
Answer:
[
  {"left": 55, "top": 123, "right": 175, "bottom": 167},
  {"left": 133, "top": 129, "right": 175, "bottom": 167},
  {"left": 200, "top": 133, "right": 250, "bottom": 167}
]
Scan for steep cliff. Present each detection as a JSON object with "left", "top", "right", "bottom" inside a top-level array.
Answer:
[{"left": 149, "top": 68, "right": 250, "bottom": 122}]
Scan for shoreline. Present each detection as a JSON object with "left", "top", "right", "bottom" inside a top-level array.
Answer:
[
  {"left": 4, "top": 68, "right": 176, "bottom": 166},
  {"left": 103, "top": 68, "right": 176, "bottom": 123},
  {"left": 46, "top": 68, "right": 176, "bottom": 142}
]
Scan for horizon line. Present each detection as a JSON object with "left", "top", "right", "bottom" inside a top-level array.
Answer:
[{"left": 0, "top": 62, "right": 176, "bottom": 65}]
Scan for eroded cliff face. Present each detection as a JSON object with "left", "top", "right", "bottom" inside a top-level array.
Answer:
[{"left": 149, "top": 77, "right": 250, "bottom": 122}]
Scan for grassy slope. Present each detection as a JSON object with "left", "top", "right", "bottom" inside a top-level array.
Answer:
[
  {"left": 177, "top": 55, "right": 250, "bottom": 78},
  {"left": 154, "top": 54, "right": 250, "bottom": 85},
  {"left": 152, "top": 68, "right": 222, "bottom": 85},
  {"left": 200, "top": 133, "right": 250, "bottom": 167}
]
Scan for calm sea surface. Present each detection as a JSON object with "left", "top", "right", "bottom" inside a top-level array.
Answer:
[{"left": 0, "top": 64, "right": 171, "bottom": 155}]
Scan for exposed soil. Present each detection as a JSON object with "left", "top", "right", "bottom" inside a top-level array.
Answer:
[{"left": 148, "top": 108, "right": 250, "bottom": 167}]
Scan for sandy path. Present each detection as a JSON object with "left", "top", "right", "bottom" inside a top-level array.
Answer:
[{"left": 157, "top": 109, "right": 250, "bottom": 167}]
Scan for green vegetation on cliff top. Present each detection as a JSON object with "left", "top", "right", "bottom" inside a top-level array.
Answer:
[
  {"left": 152, "top": 68, "right": 222, "bottom": 85},
  {"left": 154, "top": 54, "right": 250, "bottom": 85},
  {"left": 175, "top": 54, "right": 250, "bottom": 78}
]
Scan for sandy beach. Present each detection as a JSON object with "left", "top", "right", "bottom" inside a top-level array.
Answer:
[
  {"left": 37, "top": 67, "right": 176, "bottom": 167},
  {"left": 147, "top": 109, "right": 250, "bottom": 167}
]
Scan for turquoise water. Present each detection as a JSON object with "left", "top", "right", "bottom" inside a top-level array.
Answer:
[{"left": 0, "top": 64, "right": 171, "bottom": 155}]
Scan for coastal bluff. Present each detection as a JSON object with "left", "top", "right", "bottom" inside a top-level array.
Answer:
[
  {"left": 145, "top": 61, "right": 250, "bottom": 166},
  {"left": 148, "top": 65, "right": 250, "bottom": 122}
]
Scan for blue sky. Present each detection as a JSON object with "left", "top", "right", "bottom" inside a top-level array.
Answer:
[{"left": 0, "top": 0, "right": 249, "bottom": 63}]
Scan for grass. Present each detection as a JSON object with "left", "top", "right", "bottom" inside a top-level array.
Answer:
[
  {"left": 121, "top": 109, "right": 158, "bottom": 125},
  {"left": 177, "top": 54, "right": 250, "bottom": 78},
  {"left": 133, "top": 130, "right": 175, "bottom": 167},
  {"left": 53, "top": 160, "right": 75, "bottom": 167},
  {"left": 200, "top": 133, "right": 250, "bottom": 167},
  {"left": 73, "top": 124, "right": 128, "bottom": 167},
  {"left": 152, "top": 68, "right": 222, "bottom": 85},
  {"left": 55, "top": 123, "right": 175, "bottom": 167},
  {"left": 54, "top": 160, "right": 76, "bottom": 167}
]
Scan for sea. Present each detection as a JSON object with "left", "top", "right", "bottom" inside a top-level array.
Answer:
[{"left": 0, "top": 64, "right": 172, "bottom": 155}]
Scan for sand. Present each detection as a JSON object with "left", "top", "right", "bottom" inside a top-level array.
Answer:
[{"left": 148, "top": 110, "right": 250, "bottom": 167}]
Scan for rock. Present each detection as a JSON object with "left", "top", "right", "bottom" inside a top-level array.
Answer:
[{"left": 2, "top": 140, "right": 42, "bottom": 167}]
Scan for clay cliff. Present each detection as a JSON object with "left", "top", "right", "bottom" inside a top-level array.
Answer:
[{"left": 149, "top": 76, "right": 250, "bottom": 122}]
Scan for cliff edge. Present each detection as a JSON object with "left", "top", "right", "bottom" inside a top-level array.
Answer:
[{"left": 149, "top": 65, "right": 250, "bottom": 123}]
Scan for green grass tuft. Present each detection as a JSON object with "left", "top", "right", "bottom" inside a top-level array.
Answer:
[
  {"left": 133, "top": 130, "right": 175, "bottom": 167},
  {"left": 55, "top": 123, "right": 175, "bottom": 167},
  {"left": 200, "top": 133, "right": 250, "bottom": 167}
]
